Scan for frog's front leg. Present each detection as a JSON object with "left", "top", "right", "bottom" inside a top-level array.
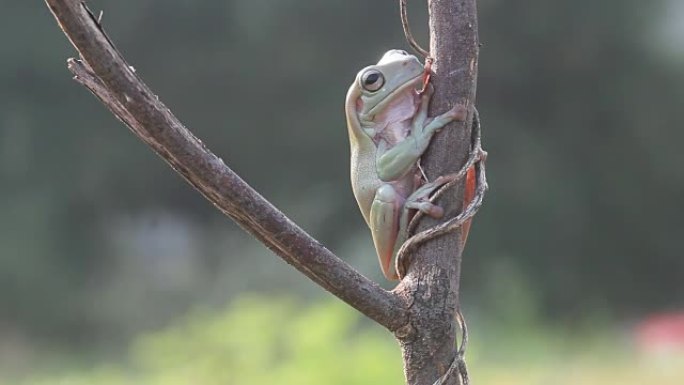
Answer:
[{"left": 376, "top": 88, "right": 467, "bottom": 182}]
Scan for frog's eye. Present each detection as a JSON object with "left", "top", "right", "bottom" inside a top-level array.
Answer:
[{"left": 361, "top": 69, "right": 385, "bottom": 92}]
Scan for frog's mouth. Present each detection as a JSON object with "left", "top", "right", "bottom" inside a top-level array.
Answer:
[{"left": 362, "top": 73, "right": 424, "bottom": 121}]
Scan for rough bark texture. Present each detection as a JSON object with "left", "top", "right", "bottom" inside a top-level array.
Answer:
[{"left": 394, "top": 1, "right": 479, "bottom": 384}]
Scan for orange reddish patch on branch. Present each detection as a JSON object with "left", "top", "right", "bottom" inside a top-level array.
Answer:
[{"left": 460, "top": 166, "right": 476, "bottom": 247}]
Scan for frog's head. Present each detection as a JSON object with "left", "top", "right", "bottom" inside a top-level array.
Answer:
[{"left": 346, "top": 50, "right": 425, "bottom": 127}]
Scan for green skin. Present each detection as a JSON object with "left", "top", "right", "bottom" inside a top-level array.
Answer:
[{"left": 346, "top": 50, "right": 466, "bottom": 280}]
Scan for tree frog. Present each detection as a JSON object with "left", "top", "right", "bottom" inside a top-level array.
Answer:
[{"left": 346, "top": 49, "right": 467, "bottom": 280}]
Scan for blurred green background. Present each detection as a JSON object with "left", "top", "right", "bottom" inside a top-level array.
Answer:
[{"left": 1, "top": 0, "right": 683, "bottom": 384}]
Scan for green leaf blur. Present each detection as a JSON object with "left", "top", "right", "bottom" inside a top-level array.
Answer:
[
  {"left": 11, "top": 297, "right": 404, "bottom": 385},
  {"left": 7, "top": 296, "right": 684, "bottom": 385}
]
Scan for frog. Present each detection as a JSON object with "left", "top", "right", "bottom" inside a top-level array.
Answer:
[{"left": 345, "top": 49, "right": 468, "bottom": 280}]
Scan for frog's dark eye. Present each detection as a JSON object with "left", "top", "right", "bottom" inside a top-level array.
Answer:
[{"left": 361, "top": 69, "right": 385, "bottom": 92}]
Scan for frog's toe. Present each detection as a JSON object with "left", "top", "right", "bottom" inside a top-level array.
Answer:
[
  {"left": 426, "top": 204, "right": 444, "bottom": 218},
  {"left": 419, "top": 83, "right": 434, "bottom": 98},
  {"left": 447, "top": 104, "right": 469, "bottom": 121},
  {"left": 407, "top": 201, "right": 444, "bottom": 219}
]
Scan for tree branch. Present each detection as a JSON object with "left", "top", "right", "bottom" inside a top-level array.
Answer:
[
  {"left": 43, "top": 0, "right": 407, "bottom": 332},
  {"left": 393, "top": 0, "right": 480, "bottom": 384}
]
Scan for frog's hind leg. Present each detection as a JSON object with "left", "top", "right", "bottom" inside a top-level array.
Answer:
[
  {"left": 403, "top": 174, "right": 457, "bottom": 219},
  {"left": 392, "top": 175, "right": 457, "bottom": 277},
  {"left": 371, "top": 176, "right": 457, "bottom": 281},
  {"left": 369, "top": 184, "right": 404, "bottom": 280}
]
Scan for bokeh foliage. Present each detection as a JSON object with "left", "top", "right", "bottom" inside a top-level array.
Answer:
[{"left": 5, "top": 296, "right": 684, "bottom": 385}]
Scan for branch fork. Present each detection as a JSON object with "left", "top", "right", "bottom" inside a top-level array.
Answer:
[{"left": 44, "top": 1, "right": 483, "bottom": 384}]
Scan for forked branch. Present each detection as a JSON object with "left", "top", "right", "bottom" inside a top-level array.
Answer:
[{"left": 44, "top": 0, "right": 407, "bottom": 331}]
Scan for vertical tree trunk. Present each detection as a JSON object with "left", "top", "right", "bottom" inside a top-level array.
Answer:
[{"left": 395, "top": 1, "right": 479, "bottom": 384}]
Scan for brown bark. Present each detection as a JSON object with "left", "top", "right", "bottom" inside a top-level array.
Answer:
[{"left": 393, "top": 1, "right": 480, "bottom": 384}]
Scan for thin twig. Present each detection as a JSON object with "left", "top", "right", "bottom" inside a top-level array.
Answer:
[
  {"left": 432, "top": 310, "right": 469, "bottom": 385},
  {"left": 400, "top": 0, "right": 430, "bottom": 58},
  {"left": 44, "top": 0, "right": 408, "bottom": 332}
]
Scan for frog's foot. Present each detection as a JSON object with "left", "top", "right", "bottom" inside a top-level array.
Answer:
[
  {"left": 404, "top": 174, "right": 457, "bottom": 218},
  {"left": 392, "top": 175, "right": 457, "bottom": 279},
  {"left": 411, "top": 88, "right": 468, "bottom": 146},
  {"left": 423, "top": 104, "right": 468, "bottom": 134}
]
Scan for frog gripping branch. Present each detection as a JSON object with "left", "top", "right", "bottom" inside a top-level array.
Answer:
[
  {"left": 345, "top": 50, "right": 469, "bottom": 280},
  {"left": 44, "top": 0, "right": 484, "bottom": 384}
]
